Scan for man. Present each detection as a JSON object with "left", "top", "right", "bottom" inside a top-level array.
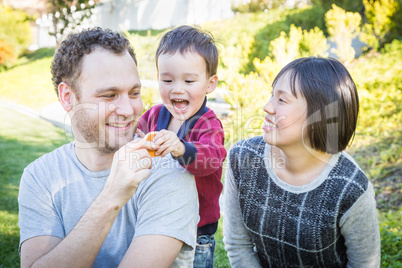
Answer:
[{"left": 18, "top": 27, "right": 199, "bottom": 267}]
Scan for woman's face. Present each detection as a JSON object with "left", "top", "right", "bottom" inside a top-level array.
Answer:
[{"left": 262, "top": 71, "right": 309, "bottom": 149}]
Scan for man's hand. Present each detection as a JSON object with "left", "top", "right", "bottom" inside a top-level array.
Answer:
[
  {"left": 103, "top": 138, "right": 156, "bottom": 208},
  {"left": 152, "top": 130, "right": 185, "bottom": 158}
]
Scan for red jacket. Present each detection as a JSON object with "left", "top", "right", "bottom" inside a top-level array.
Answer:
[{"left": 139, "top": 100, "right": 226, "bottom": 230}]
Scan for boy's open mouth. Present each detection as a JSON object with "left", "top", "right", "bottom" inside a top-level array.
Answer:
[{"left": 172, "top": 99, "right": 189, "bottom": 111}]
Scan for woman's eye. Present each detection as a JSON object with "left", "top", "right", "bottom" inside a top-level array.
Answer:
[{"left": 279, "top": 98, "right": 286, "bottom": 103}]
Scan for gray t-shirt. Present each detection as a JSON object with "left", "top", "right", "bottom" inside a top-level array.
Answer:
[{"left": 18, "top": 142, "right": 199, "bottom": 267}]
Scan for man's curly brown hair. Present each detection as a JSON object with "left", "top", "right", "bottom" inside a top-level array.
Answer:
[{"left": 51, "top": 27, "right": 137, "bottom": 98}]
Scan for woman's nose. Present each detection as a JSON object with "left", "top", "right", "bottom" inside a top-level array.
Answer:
[{"left": 263, "top": 98, "right": 275, "bottom": 114}]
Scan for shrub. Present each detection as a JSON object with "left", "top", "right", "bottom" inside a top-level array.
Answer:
[
  {"left": 0, "top": 40, "right": 15, "bottom": 70},
  {"left": 0, "top": 5, "right": 32, "bottom": 59},
  {"left": 232, "top": 0, "right": 288, "bottom": 13},
  {"left": 310, "top": 0, "right": 363, "bottom": 13},
  {"left": 379, "top": 209, "right": 402, "bottom": 267},
  {"left": 285, "top": 5, "right": 327, "bottom": 35},
  {"left": 253, "top": 24, "right": 328, "bottom": 74},
  {"left": 361, "top": 0, "right": 400, "bottom": 51},
  {"left": 325, "top": 4, "right": 361, "bottom": 64}
]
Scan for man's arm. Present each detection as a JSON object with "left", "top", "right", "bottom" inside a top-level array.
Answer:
[
  {"left": 117, "top": 155, "right": 199, "bottom": 267},
  {"left": 20, "top": 140, "right": 153, "bottom": 268},
  {"left": 119, "top": 235, "right": 182, "bottom": 268}
]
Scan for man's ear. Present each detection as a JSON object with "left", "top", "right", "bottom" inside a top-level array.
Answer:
[
  {"left": 58, "top": 82, "right": 74, "bottom": 112},
  {"left": 206, "top": 75, "right": 218, "bottom": 94}
]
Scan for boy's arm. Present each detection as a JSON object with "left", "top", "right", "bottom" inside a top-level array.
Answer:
[{"left": 173, "top": 117, "right": 226, "bottom": 177}]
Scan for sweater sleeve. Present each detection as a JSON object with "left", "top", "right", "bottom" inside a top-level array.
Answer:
[
  {"left": 223, "top": 162, "right": 262, "bottom": 268},
  {"left": 175, "top": 116, "right": 226, "bottom": 177},
  {"left": 340, "top": 182, "right": 381, "bottom": 268}
]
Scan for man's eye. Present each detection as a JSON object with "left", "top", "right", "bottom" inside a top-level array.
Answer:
[
  {"left": 103, "top": 94, "right": 116, "bottom": 99},
  {"left": 130, "top": 92, "right": 140, "bottom": 97}
]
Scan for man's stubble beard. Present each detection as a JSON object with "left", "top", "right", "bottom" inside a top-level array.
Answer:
[{"left": 73, "top": 107, "right": 137, "bottom": 154}]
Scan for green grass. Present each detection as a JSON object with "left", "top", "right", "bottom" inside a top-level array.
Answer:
[{"left": 0, "top": 106, "right": 72, "bottom": 266}]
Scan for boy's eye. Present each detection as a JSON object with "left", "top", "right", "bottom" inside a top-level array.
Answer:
[
  {"left": 163, "top": 80, "right": 172, "bottom": 83},
  {"left": 185, "top": 80, "right": 194, "bottom": 83}
]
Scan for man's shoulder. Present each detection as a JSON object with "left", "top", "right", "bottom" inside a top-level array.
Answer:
[{"left": 25, "top": 142, "right": 74, "bottom": 174}]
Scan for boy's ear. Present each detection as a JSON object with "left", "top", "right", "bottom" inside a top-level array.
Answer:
[
  {"left": 58, "top": 82, "right": 74, "bottom": 112},
  {"left": 207, "top": 75, "right": 218, "bottom": 94}
]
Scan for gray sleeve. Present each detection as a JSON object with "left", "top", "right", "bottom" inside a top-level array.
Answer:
[
  {"left": 340, "top": 182, "right": 381, "bottom": 268},
  {"left": 133, "top": 165, "right": 199, "bottom": 249},
  {"left": 18, "top": 167, "right": 64, "bottom": 249},
  {"left": 223, "top": 162, "right": 262, "bottom": 268}
]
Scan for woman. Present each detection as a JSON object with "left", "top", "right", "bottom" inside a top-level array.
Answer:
[{"left": 223, "top": 57, "right": 380, "bottom": 267}]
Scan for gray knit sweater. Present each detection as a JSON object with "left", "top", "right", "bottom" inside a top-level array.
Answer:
[{"left": 223, "top": 136, "right": 380, "bottom": 268}]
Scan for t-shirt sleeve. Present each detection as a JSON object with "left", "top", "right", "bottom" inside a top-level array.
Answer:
[
  {"left": 340, "top": 182, "right": 381, "bottom": 267},
  {"left": 18, "top": 166, "right": 64, "bottom": 250},
  {"left": 223, "top": 161, "right": 262, "bottom": 268},
  {"left": 132, "top": 161, "right": 199, "bottom": 249}
]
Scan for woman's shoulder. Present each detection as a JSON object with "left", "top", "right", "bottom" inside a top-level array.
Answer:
[
  {"left": 228, "top": 136, "right": 266, "bottom": 162},
  {"left": 330, "top": 151, "right": 370, "bottom": 195}
]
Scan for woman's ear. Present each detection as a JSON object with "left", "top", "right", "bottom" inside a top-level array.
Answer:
[
  {"left": 206, "top": 75, "right": 218, "bottom": 94},
  {"left": 58, "top": 82, "right": 73, "bottom": 112}
]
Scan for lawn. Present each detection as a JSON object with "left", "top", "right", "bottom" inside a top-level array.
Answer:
[{"left": 0, "top": 106, "right": 72, "bottom": 266}]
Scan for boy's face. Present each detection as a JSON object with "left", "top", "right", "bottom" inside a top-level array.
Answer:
[{"left": 157, "top": 51, "right": 217, "bottom": 122}]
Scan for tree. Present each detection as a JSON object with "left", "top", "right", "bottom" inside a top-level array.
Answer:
[
  {"left": 360, "top": 0, "right": 400, "bottom": 51},
  {"left": 46, "top": 0, "right": 100, "bottom": 47},
  {"left": 326, "top": 4, "right": 361, "bottom": 64}
]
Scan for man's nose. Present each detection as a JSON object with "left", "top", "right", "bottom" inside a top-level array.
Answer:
[{"left": 113, "top": 95, "right": 134, "bottom": 117}]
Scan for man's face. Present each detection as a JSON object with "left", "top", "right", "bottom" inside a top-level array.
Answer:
[{"left": 71, "top": 48, "right": 143, "bottom": 154}]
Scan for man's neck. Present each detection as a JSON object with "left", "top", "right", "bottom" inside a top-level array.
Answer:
[{"left": 74, "top": 143, "right": 114, "bottom": 172}]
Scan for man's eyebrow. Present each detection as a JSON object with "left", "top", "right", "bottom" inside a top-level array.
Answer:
[
  {"left": 159, "top": 72, "right": 199, "bottom": 77},
  {"left": 95, "top": 83, "right": 141, "bottom": 93}
]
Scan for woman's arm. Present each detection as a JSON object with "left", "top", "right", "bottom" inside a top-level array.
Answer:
[
  {"left": 340, "top": 182, "right": 381, "bottom": 268},
  {"left": 223, "top": 163, "right": 262, "bottom": 268}
]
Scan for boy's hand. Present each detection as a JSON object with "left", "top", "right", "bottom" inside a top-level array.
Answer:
[{"left": 153, "top": 130, "right": 185, "bottom": 158}]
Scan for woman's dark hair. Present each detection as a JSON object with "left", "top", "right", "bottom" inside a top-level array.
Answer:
[
  {"left": 51, "top": 27, "right": 137, "bottom": 98},
  {"left": 272, "top": 57, "right": 359, "bottom": 153},
  {"left": 155, "top": 25, "right": 218, "bottom": 78}
]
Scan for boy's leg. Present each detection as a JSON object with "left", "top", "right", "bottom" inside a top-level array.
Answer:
[{"left": 193, "top": 234, "right": 215, "bottom": 268}]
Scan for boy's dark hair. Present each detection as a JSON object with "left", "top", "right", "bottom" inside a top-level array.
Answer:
[
  {"left": 51, "top": 27, "right": 137, "bottom": 98},
  {"left": 155, "top": 25, "right": 218, "bottom": 78},
  {"left": 272, "top": 57, "right": 359, "bottom": 154}
]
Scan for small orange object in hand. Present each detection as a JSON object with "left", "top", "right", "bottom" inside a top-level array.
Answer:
[{"left": 144, "top": 131, "right": 158, "bottom": 157}]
